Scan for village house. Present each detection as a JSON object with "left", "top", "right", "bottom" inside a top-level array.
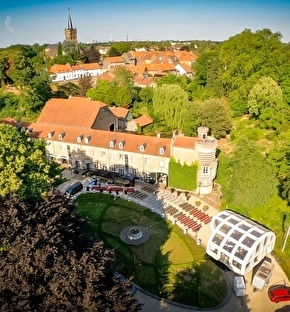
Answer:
[
  {"left": 49, "top": 63, "right": 102, "bottom": 82},
  {"left": 29, "top": 97, "right": 218, "bottom": 195}
]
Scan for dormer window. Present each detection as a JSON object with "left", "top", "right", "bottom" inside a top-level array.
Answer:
[
  {"left": 140, "top": 143, "right": 146, "bottom": 152},
  {"left": 77, "top": 134, "right": 83, "bottom": 143},
  {"left": 119, "top": 140, "right": 125, "bottom": 149},
  {"left": 110, "top": 139, "right": 116, "bottom": 148},
  {"left": 84, "top": 136, "right": 91, "bottom": 144},
  {"left": 48, "top": 131, "right": 55, "bottom": 139},
  {"left": 159, "top": 146, "right": 166, "bottom": 155},
  {"left": 59, "top": 132, "right": 65, "bottom": 140}
]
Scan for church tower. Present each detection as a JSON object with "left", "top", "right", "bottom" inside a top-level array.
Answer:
[{"left": 64, "top": 7, "right": 78, "bottom": 45}]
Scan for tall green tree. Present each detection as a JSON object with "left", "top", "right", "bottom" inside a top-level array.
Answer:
[
  {"left": 247, "top": 76, "right": 289, "bottom": 130},
  {"left": 78, "top": 75, "right": 94, "bottom": 97},
  {"left": 113, "top": 67, "right": 134, "bottom": 88},
  {"left": 219, "top": 29, "right": 290, "bottom": 115},
  {"left": 139, "top": 87, "right": 153, "bottom": 105},
  {"left": 0, "top": 124, "right": 62, "bottom": 202},
  {"left": 0, "top": 55, "right": 10, "bottom": 86},
  {"left": 192, "top": 50, "right": 222, "bottom": 99},
  {"left": 153, "top": 84, "right": 188, "bottom": 130},
  {"left": 114, "top": 86, "right": 133, "bottom": 107},
  {"left": 267, "top": 130, "right": 290, "bottom": 203},
  {"left": 18, "top": 72, "right": 52, "bottom": 118},
  {"left": 199, "top": 98, "right": 232, "bottom": 138},
  {"left": 87, "top": 80, "right": 115, "bottom": 105},
  {"left": 0, "top": 192, "right": 141, "bottom": 311},
  {"left": 107, "top": 42, "right": 131, "bottom": 57},
  {"left": 82, "top": 45, "right": 101, "bottom": 63},
  {"left": 224, "top": 137, "right": 276, "bottom": 208},
  {"left": 0, "top": 94, "right": 20, "bottom": 120},
  {"left": 156, "top": 74, "right": 190, "bottom": 91}
]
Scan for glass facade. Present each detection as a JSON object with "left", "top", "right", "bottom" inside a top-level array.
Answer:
[{"left": 206, "top": 210, "right": 276, "bottom": 275}]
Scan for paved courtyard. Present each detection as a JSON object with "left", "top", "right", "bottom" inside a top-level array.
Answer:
[{"left": 58, "top": 170, "right": 290, "bottom": 312}]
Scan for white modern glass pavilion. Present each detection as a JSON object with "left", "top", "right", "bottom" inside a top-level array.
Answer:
[{"left": 206, "top": 210, "right": 276, "bottom": 276}]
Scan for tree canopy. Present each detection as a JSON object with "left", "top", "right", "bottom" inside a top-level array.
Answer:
[
  {"left": 224, "top": 138, "right": 276, "bottom": 208},
  {"left": 153, "top": 84, "right": 189, "bottom": 130},
  {"left": 218, "top": 29, "right": 290, "bottom": 115},
  {"left": 0, "top": 124, "right": 62, "bottom": 202},
  {"left": 247, "top": 76, "right": 289, "bottom": 130},
  {"left": 0, "top": 192, "right": 141, "bottom": 311},
  {"left": 199, "top": 98, "right": 232, "bottom": 139},
  {"left": 267, "top": 130, "right": 290, "bottom": 204}
]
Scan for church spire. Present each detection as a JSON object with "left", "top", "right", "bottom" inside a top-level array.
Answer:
[
  {"left": 67, "top": 6, "right": 74, "bottom": 29},
  {"left": 64, "top": 6, "right": 78, "bottom": 44}
]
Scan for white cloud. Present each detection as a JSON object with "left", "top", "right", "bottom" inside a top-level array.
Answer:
[{"left": 4, "top": 16, "right": 15, "bottom": 34}]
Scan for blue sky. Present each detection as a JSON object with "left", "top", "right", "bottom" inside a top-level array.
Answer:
[{"left": 1, "top": 0, "right": 290, "bottom": 48}]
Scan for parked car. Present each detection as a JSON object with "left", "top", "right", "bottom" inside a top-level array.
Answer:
[
  {"left": 65, "top": 181, "right": 83, "bottom": 198},
  {"left": 88, "top": 177, "right": 98, "bottom": 185},
  {"left": 114, "top": 272, "right": 136, "bottom": 296},
  {"left": 268, "top": 286, "right": 290, "bottom": 303}
]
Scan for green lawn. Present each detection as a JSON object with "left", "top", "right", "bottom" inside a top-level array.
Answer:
[{"left": 74, "top": 193, "right": 227, "bottom": 308}]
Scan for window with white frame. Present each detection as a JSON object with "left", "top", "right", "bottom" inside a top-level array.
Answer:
[
  {"left": 131, "top": 156, "right": 136, "bottom": 164},
  {"left": 140, "top": 143, "right": 146, "bottom": 152},
  {"left": 48, "top": 131, "right": 55, "bottom": 139},
  {"left": 119, "top": 167, "right": 125, "bottom": 176},
  {"left": 144, "top": 158, "right": 149, "bottom": 166},
  {"left": 77, "top": 135, "right": 83, "bottom": 143},
  {"left": 59, "top": 132, "right": 65, "bottom": 140},
  {"left": 110, "top": 153, "right": 115, "bottom": 160},
  {"left": 159, "top": 160, "right": 165, "bottom": 168},
  {"left": 119, "top": 141, "right": 125, "bottom": 148},
  {"left": 110, "top": 140, "right": 116, "bottom": 148},
  {"left": 119, "top": 154, "right": 124, "bottom": 161},
  {"left": 84, "top": 136, "right": 91, "bottom": 144},
  {"left": 102, "top": 151, "right": 106, "bottom": 157},
  {"left": 159, "top": 146, "right": 165, "bottom": 155}
]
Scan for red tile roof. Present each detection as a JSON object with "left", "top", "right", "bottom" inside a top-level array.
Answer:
[
  {"left": 104, "top": 56, "right": 125, "bottom": 63},
  {"left": 173, "top": 136, "right": 197, "bottom": 148},
  {"left": 178, "top": 63, "right": 193, "bottom": 73},
  {"left": 109, "top": 107, "right": 129, "bottom": 118},
  {"left": 126, "top": 65, "right": 148, "bottom": 75},
  {"left": 147, "top": 63, "right": 176, "bottom": 72},
  {"left": 49, "top": 63, "right": 72, "bottom": 74},
  {"left": 96, "top": 72, "right": 115, "bottom": 82},
  {"left": 36, "top": 97, "right": 107, "bottom": 128},
  {"left": 134, "top": 76, "right": 156, "bottom": 87},
  {"left": 134, "top": 115, "right": 153, "bottom": 127},
  {"left": 30, "top": 123, "right": 171, "bottom": 157},
  {"left": 72, "top": 63, "right": 101, "bottom": 70}
]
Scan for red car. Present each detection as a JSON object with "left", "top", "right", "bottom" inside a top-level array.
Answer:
[{"left": 268, "top": 287, "right": 290, "bottom": 303}]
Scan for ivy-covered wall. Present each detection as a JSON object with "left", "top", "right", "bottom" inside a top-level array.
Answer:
[{"left": 168, "top": 158, "right": 198, "bottom": 191}]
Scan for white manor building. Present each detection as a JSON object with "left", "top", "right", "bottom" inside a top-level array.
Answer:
[
  {"left": 30, "top": 97, "right": 218, "bottom": 195},
  {"left": 206, "top": 210, "right": 276, "bottom": 275}
]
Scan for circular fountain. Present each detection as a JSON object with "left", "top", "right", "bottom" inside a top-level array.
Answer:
[{"left": 119, "top": 225, "right": 150, "bottom": 246}]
